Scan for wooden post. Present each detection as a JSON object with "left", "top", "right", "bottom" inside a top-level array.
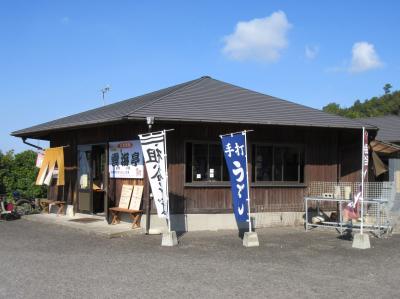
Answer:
[
  {"left": 104, "top": 143, "right": 110, "bottom": 223},
  {"left": 73, "top": 132, "right": 79, "bottom": 214},
  {"left": 145, "top": 121, "right": 152, "bottom": 234},
  {"left": 145, "top": 154, "right": 151, "bottom": 234}
]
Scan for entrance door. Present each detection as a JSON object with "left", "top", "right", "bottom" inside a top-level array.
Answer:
[
  {"left": 91, "top": 145, "right": 106, "bottom": 214},
  {"left": 78, "top": 145, "right": 92, "bottom": 212},
  {"left": 77, "top": 144, "right": 107, "bottom": 214}
]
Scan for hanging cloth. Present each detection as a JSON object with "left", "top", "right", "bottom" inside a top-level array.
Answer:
[
  {"left": 35, "top": 147, "right": 65, "bottom": 186},
  {"left": 372, "top": 151, "right": 388, "bottom": 177}
]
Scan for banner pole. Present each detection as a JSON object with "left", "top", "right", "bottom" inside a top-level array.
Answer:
[
  {"left": 220, "top": 129, "right": 254, "bottom": 138},
  {"left": 164, "top": 129, "right": 171, "bottom": 233},
  {"left": 360, "top": 127, "right": 365, "bottom": 235},
  {"left": 243, "top": 131, "right": 252, "bottom": 233}
]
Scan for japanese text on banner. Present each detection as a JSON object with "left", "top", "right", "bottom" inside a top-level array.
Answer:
[
  {"left": 139, "top": 132, "right": 169, "bottom": 219},
  {"left": 221, "top": 132, "right": 249, "bottom": 222},
  {"left": 363, "top": 130, "right": 369, "bottom": 181}
]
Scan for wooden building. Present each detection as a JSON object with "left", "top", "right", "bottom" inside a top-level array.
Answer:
[
  {"left": 359, "top": 116, "right": 400, "bottom": 189},
  {"left": 12, "top": 76, "right": 377, "bottom": 230}
]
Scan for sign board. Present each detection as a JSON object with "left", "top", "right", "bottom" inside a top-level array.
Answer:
[
  {"left": 221, "top": 132, "right": 250, "bottom": 223},
  {"left": 139, "top": 131, "right": 169, "bottom": 219},
  {"left": 109, "top": 140, "right": 144, "bottom": 178},
  {"left": 129, "top": 185, "right": 144, "bottom": 210},
  {"left": 119, "top": 184, "right": 133, "bottom": 209}
]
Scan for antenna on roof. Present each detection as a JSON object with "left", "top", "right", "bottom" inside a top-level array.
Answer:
[{"left": 101, "top": 85, "right": 111, "bottom": 106}]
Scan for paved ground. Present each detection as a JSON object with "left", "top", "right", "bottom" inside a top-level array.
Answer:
[
  {"left": 23, "top": 213, "right": 143, "bottom": 238},
  {"left": 0, "top": 219, "right": 399, "bottom": 299}
]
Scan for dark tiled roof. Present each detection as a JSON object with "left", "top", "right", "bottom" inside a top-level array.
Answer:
[
  {"left": 12, "top": 76, "right": 373, "bottom": 137},
  {"left": 358, "top": 115, "right": 400, "bottom": 142}
]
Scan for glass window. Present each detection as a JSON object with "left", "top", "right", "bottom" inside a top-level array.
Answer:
[
  {"left": 193, "top": 144, "right": 208, "bottom": 181},
  {"left": 209, "top": 144, "right": 222, "bottom": 181},
  {"left": 252, "top": 144, "right": 304, "bottom": 183},
  {"left": 255, "top": 146, "right": 273, "bottom": 181},
  {"left": 273, "top": 147, "right": 283, "bottom": 181},
  {"left": 283, "top": 147, "right": 299, "bottom": 181},
  {"left": 186, "top": 142, "right": 229, "bottom": 183}
]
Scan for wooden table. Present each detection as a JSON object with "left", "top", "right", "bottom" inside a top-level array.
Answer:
[{"left": 109, "top": 207, "right": 143, "bottom": 229}]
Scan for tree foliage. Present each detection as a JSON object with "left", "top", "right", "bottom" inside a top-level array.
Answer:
[
  {"left": 323, "top": 84, "right": 400, "bottom": 118},
  {"left": 0, "top": 150, "right": 46, "bottom": 198}
]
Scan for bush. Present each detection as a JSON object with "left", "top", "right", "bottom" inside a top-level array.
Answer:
[{"left": 0, "top": 150, "right": 46, "bottom": 198}]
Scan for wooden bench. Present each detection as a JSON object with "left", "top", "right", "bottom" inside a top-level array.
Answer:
[
  {"left": 53, "top": 201, "right": 66, "bottom": 216},
  {"left": 42, "top": 200, "right": 66, "bottom": 216},
  {"left": 39, "top": 199, "right": 54, "bottom": 214},
  {"left": 109, "top": 207, "right": 143, "bottom": 229}
]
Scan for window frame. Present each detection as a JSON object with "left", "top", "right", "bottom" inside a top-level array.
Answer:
[
  {"left": 184, "top": 140, "right": 306, "bottom": 188},
  {"left": 184, "top": 140, "right": 230, "bottom": 187},
  {"left": 251, "top": 142, "right": 305, "bottom": 185}
]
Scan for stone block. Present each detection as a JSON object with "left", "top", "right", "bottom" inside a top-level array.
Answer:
[
  {"left": 161, "top": 231, "right": 178, "bottom": 247},
  {"left": 352, "top": 233, "right": 371, "bottom": 249},
  {"left": 66, "top": 205, "right": 74, "bottom": 217},
  {"left": 243, "top": 232, "right": 259, "bottom": 247}
]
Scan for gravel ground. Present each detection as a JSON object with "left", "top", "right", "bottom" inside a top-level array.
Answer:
[{"left": 0, "top": 219, "right": 399, "bottom": 299}]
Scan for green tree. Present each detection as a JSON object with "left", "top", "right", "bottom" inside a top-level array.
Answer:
[
  {"left": 0, "top": 150, "right": 13, "bottom": 195},
  {"left": 322, "top": 102, "right": 342, "bottom": 115},
  {"left": 0, "top": 150, "right": 46, "bottom": 198},
  {"left": 323, "top": 88, "right": 400, "bottom": 118}
]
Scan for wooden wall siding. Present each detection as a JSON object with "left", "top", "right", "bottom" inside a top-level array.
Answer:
[
  {"left": 181, "top": 187, "right": 306, "bottom": 213},
  {"left": 339, "top": 130, "right": 362, "bottom": 182},
  {"left": 251, "top": 188, "right": 306, "bottom": 212},
  {"left": 167, "top": 124, "right": 341, "bottom": 213},
  {"left": 45, "top": 121, "right": 364, "bottom": 214},
  {"left": 304, "top": 129, "right": 338, "bottom": 183}
]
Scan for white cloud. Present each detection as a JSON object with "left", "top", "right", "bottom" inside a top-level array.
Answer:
[
  {"left": 349, "top": 42, "right": 383, "bottom": 73},
  {"left": 222, "top": 11, "right": 292, "bottom": 62},
  {"left": 305, "top": 45, "right": 319, "bottom": 60}
]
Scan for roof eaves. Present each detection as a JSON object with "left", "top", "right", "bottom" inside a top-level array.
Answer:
[
  {"left": 126, "top": 115, "right": 376, "bottom": 130},
  {"left": 11, "top": 116, "right": 125, "bottom": 137}
]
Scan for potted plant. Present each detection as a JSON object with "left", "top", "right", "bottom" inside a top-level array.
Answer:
[{"left": 5, "top": 197, "right": 15, "bottom": 212}]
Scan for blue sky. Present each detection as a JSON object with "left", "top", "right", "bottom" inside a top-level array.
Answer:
[{"left": 1, "top": 0, "right": 399, "bottom": 152}]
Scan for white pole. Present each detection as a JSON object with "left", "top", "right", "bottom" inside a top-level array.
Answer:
[
  {"left": 163, "top": 130, "right": 171, "bottom": 233},
  {"left": 243, "top": 131, "right": 252, "bottom": 233},
  {"left": 360, "top": 127, "right": 365, "bottom": 235}
]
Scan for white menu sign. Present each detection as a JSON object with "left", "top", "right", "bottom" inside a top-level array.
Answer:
[{"left": 109, "top": 140, "right": 144, "bottom": 178}]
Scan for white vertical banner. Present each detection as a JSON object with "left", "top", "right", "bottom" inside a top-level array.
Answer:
[
  {"left": 360, "top": 127, "right": 369, "bottom": 234},
  {"left": 139, "top": 131, "right": 169, "bottom": 219}
]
